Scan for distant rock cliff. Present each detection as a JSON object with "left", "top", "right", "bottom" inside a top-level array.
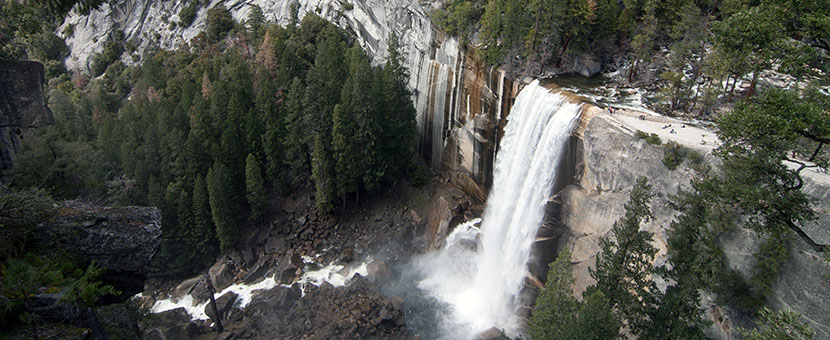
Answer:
[{"left": 0, "top": 61, "right": 54, "bottom": 171}]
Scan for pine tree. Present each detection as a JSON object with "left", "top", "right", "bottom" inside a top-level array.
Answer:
[
  {"left": 480, "top": 0, "right": 507, "bottom": 63},
  {"left": 570, "top": 291, "right": 621, "bottom": 340},
  {"left": 311, "top": 134, "right": 335, "bottom": 214},
  {"left": 256, "top": 69, "right": 286, "bottom": 191},
  {"left": 710, "top": 6, "right": 789, "bottom": 98},
  {"left": 529, "top": 249, "right": 581, "bottom": 340},
  {"left": 283, "top": 77, "right": 310, "bottom": 182},
  {"left": 192, "top": 175, "right": 217, "bottom": 266},
  {"left": 380, "top": 35, "right": 417, "bottom": 180},
  {"left": 629, "top": 0, "right": 659, "bottom": 82},
  {"left": 185, "top": 127, "right": 211, "bottom": 185},
  {"left": 174, "top": 187, "right": 194, "bottom": 269},
  {"left": 529, "top": 249, "right": 621, "bottom": 340},
  {"left": 345, "top": 47, "right": 382, "bottom": 194},
  {"left": 590, "top": 177, "right": 658, "bottom": 337},
  {"left": 302, "top": 27, "right": 347, "bottom": 141},
  {"left": 246, "top": 4, "right": 265, "bottom": 44},
  {"left": 206, "top": 5, "right": 234, "bottom": 42},
  {"left": 245, "top": 153, "right": 267, "bottom": 220},
  {"left": 207, "top": 162, "right": 238, "bottom": 251},
  {"left": 244, "top": 107, "right": 264, "bottom": 159},
  {"left": 332, "top": 103, "right": 358, "bottom": 206}
]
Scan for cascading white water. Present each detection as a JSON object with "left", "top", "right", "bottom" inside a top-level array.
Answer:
[{"left": 415, "top": 80, "right": 582, "bottom": 339}]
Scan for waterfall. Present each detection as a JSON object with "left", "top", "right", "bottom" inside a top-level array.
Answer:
[{"left": 415, "top": 80, "right": 582, "bottom": 339}]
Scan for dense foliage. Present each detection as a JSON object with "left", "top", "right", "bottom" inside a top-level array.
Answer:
[
  {"left": 6, "top": 7, "right": 417, "bottom": 278},
  {"left": 531, "top": 178, "right": 709, "bottom": 339},
  {"left": 436, "top": 0, "right": 828, "bottom": 115}
]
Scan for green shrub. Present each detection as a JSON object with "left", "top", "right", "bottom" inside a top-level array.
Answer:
[
  {"left": 430, "top": 0, "right": 484, "bottom": 42},
  {"left": 662, "top": 141, "right": 686, "bottom": 170},
  {"left": 112, "top": 29, "right": 125, "bottom": 42},
  {"left": 343, "top": 2, "right": 354, "bottom": 10},
  {"left": 687, "top": 149, "right": 704, "bottom": 165},
  {"left": 206, "top": 5, "right": 234, "bottom": 42},
  {"left": 124, "top": 38, "right": 137, "bottom": 53},
  {"left": 63, "top": 24, "right": 75, "bottom": 38},
  {"left": 750, "top": 232, "right": 790, "bottom": 300},
  {"left": 635, "top": 130, "right": 662, "bottom": 145},
  {"left": 740, "top": 308, "right": 816, "bottom": 340},
  {"left": 408, "top": 161, "right": 431, "bottom": 187},
  {"left": 43, "top": 59, "right": 67, "bottom": 78},
  {"left": 179, "top": 4, "right": 197, "bottom": 28},
  {"left": 28, "top": 31, "right": 69, "bottom": 61},
  {"left": 90, "top": 40, "right": 124, "bottom": 76}
]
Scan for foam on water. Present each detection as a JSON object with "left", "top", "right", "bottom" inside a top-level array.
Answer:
[{"left": 150, "top": 257, "right": 373, "bottom": 320}]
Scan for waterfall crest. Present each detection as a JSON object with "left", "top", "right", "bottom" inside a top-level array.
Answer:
[{"left": 415, "top": 80, "right": 583, "bottom": 339}]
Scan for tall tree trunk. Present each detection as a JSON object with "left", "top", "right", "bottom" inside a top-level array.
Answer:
[
  {"left": 205, "top": 276, "right": 223, "bottom": 333},
  {"left": 530, "top": 0, "right": 543, "bottom": 52},
  {"left": 555, "top": 32, "right": 574, "bottom": 68},
  {"left": 689, "top": 10, "right": 713, "bottom": 113},
  {"left": 728, "top": 75, "right": 737, "bottom": 102},
  {"left": 746, "top": 71, "right": 759, "bottom": 99},
  {"left": 628, "top": 59, "right": 639, "bottom": 83}
]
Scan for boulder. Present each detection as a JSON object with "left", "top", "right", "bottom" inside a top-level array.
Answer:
[
  {"left": 205, "top": 291, "right": 238, "bottom": 322},
  {"left": 279, "top": 267, "right": 297, "bottom": 284},
  {"left": 425, "top": 194, "right": 455, "bottom": 250},
  {"left": 247, "top": 285, "right": 300, "bottom": 313},
  {"left": 172, "top": 277, "right": 201, "bottom": 301},
  {"left": 341, "top": 248, "right": 356, "bottom": 262},
  {"left": 208, "top": 260, "right": 234, "bottom": 291},
  {"left": 243, "top": 259, "right": 271, "bottom": 285},
  {"left": 477, "top": 327, "right": 504, "bottom": 340},
  {"left": 289, "top": 252, "right": 305, "bottom": 269},
  {"left": 378, "top": 297, "right": 406, "bottom": 327},
  {"left": 141, "top": 308, "right": 200, "bottom": 340},
  {"left": 367, "top": 260, "right": 391, "bottom": 281},
  {"left": 240, "top": 247, "right": 255, "bottom": 264},
  {"left": 409, "top": 209, "right": 422, "bottom": 223},
  {"left": 264, "top": 236, "right": 284, "bottom": 254},
  {"left": 189, "top": 279, "right": 212, "bottom": 305}
]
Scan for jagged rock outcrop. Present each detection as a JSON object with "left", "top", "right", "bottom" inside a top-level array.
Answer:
[
  {"left": 555, "top": 112, "right": 830, "bottom": 339},
  {"left": 59, "top": 0, "right": 518, "bottom": 194},
  {"left": 0, "top": 61, "right": 54, "bottom": 171},
  {"left": 43, "top": 201, "right": 162, "bottom": 299}
]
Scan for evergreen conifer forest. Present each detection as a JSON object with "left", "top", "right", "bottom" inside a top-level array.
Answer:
[{"left": 0, "top": 0, "right": 827, "bottom": 339}]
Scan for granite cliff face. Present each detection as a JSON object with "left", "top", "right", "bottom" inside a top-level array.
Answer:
[
  {"left": 0, "top": 61, "right": 54, "bottom": 171},
  {"left": 59, "top": 0, "right": 517, "bottom": 192},
  {"left": 556, "top": 112, "right": 830, "bottom": 339},
  {"left": 44, "top": 201, "right": 162, "bottom": 299}
]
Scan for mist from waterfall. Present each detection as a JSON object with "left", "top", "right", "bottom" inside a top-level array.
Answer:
[{"left": 413, "top": 80, "right": 583, "bottom": 339}]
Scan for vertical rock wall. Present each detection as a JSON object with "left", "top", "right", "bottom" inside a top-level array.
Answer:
[{"left": 0, "top": 61, "right": 54, "bottom": 171}]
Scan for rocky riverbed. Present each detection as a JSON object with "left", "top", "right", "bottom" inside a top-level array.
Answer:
[{"left": 136, "top": 178, "right": 480, "bottom": 339}]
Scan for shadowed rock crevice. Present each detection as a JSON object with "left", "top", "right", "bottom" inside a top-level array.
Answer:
[{"left": 0, "top": 61, "right": 54, "bottom": 171}]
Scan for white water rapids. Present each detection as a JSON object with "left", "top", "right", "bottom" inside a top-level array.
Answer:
[{"left": 415, "top": 80, "right": 582, "bottom": 338}]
